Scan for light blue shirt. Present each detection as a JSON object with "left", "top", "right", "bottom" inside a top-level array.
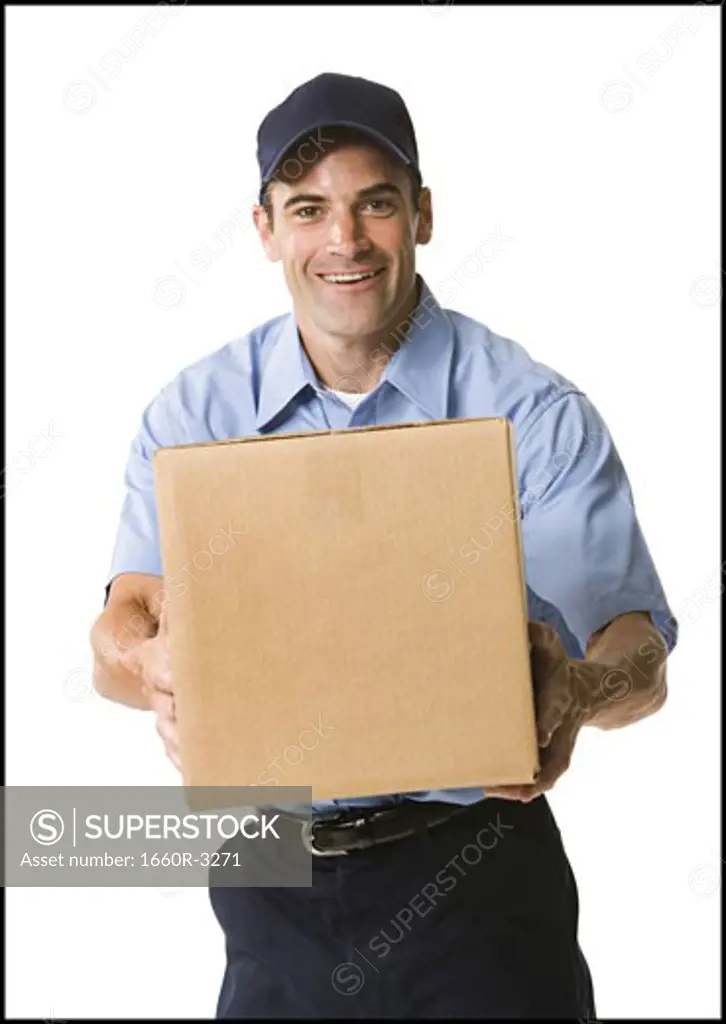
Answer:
[{"left": 107, "top": 274, "right": 677, "bottom": 813}]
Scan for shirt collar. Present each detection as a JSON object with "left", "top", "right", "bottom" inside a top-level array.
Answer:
[
  {"left": 378, "top": 275, "right": 454, "bottom": 420},
  {"left": 255, "top": 274, "right": 454, "bottom": 430},
  {"left": 256, "top": 316, "right": 320, "bottom": 431}
]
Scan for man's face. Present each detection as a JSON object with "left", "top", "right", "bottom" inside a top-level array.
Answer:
[{"left": 254, "top": 143, "right": 432, "bottom": 340}]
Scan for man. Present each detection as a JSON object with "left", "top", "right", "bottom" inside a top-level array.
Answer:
[{"left": 91, "top": 72, "right": 678, "bottom": 1018}]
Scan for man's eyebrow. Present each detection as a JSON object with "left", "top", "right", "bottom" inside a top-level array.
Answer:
[
  {"left": 356, "top": 181, "right": 404, "bottom": 200},
  {"left": 282, "top": 181, "right": 404, "bottom": 211},
  {"left": 283, "top": 193, "right": 327, "bottom": 211}
]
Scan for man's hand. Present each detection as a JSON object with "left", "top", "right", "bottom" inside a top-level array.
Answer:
[
  {"left": 486, "top": 612, "right": 669, "bottom": 801},
  {"left": 122, "top": 606, "right": 181, "bottom": 772},
  {"left": 485, "top": 621, "right": 600, "bottom": 802}
]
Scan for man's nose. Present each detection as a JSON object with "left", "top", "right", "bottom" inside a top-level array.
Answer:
[{"left": 325, "top": 209, "right": 371, "bottom": 258}]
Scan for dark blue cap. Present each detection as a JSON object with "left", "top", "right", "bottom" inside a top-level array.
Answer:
[{"left": 256, "top": 72, "right": 420, "bottom": 202}]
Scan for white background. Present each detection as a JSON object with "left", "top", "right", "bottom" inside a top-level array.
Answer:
[{"left": 5, "top": 3, "right": 721, "bottom": 1019}]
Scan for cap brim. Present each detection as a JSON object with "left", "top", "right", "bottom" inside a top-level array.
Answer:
[{"left": 260, "top": 120, "right": 413, "bottom": 197}]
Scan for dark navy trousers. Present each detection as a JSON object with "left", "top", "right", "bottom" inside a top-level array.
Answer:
[{"left": 208, "top": 795, "right": 597, "bottom": 1019}]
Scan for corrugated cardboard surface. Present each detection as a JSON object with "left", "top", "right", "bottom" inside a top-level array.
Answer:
[{"left": 153, "top": 417, "right": 538, "bottom": 800}]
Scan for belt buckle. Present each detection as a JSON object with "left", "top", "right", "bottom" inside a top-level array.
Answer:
[{"left": 300, "top": 819, "right": 349, "bottom": 857}]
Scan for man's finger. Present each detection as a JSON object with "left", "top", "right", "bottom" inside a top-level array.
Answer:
[
  {"left": 144, "top": 641, "right": 173, "bottom": 695},
  {"left": 148, "top": 690, "right": 176, "bottom": 720},
  {"left": 531, "top": 717, "right": 576, "bottom": 792},
  {"left": 165, "top": 745, "right": 181, "bottom": 770},
  {"left": 152, "top": 668, "right": 174, "bottom": 697},
  {"left": 536, "top": 677, "right": 574, "bottom": 747},
  {"left": 155, "top": 640, "right": 174, "bottom": 692},
  {"left": 528, "top": 621, "right": 568, "bottom": 692},
  {"left": 155, "top": 714, "right": 179, "bottom": 749},
  {"left": 484, "top": 784, "right": 534, "bottom": 801}
]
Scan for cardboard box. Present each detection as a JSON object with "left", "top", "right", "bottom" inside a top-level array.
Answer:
[{"left": 153, "top": 417, "right": 538, "bottom": 800}]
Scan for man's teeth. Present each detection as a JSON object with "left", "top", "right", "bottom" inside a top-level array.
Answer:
[{"left": 321, "top": 270, "right": 380, "bottom": 283}]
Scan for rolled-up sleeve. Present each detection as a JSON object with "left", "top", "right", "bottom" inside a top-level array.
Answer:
[
  {"left": 516, "top": 388, "right": 678, "bottom": 656},
  {"left": 107, "top": 388, "right": 177, "bottom": 588}
]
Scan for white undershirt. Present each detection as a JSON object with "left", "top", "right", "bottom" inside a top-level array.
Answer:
[{"left": 324, "top": 387, "right": 368, "bottom": 410}]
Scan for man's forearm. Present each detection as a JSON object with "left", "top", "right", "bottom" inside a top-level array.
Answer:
[
  {"left": 90, "top": 599, "right": 156, "bottom": 710},
  {"left": 581, "top": 611, "right": 669, "bottom": 730}
]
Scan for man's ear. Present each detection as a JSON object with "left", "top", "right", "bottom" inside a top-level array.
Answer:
[
  {"left": 415, "top": 187, "right": 433, "bottom": 246},
  {"left": 253, "top": 203, "right": 281, "bottom": 262}
]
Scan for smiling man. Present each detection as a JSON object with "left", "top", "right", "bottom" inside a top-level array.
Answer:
[
  {"left": 253, "top": 124, "right": 429, "bottom": 391},
  {"left": 91, "top": 73, "right": 678, "bottom": 1019}
]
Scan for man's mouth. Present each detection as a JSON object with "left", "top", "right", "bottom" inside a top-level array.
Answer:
[{"left": 315, "top": 267, "right": 387, "bottom": 287}]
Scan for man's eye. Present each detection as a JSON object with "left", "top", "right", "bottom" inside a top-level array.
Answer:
[
  {"left": 295, "top": 206, "right": 320, "bottom": 219},
  {"left": 363, "top": 199, "right": 393, "bottom": 212}
]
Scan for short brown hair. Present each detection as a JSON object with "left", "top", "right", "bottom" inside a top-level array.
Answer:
[{"left": 260, "top": 124, "right": 422, "bottom": 228}]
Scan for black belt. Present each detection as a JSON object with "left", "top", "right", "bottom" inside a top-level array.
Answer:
[{"left": 285, "top": 800, "right": 471, "bottom": 857}]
